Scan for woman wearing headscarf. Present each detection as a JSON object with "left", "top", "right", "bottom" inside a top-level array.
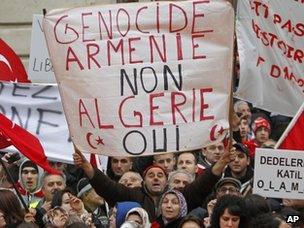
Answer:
[
  {"left": 151, "top": 189, "right": 188, "bottom": 228},
  {"left": 108, "top": 201, "right": 141, "bottom": 228},
  {"left": 125, "top": 207, "right": 151, "bottom": 228}
]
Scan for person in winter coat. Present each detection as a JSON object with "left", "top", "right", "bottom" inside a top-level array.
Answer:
[
  {"left": 73, "top": 146, "right": 236, "bottom": 221},
  {"left": 16, "top": 159, "right": 44, "bottom": 207},
  {"left": 151, "top": 189, "right": 187, "bottom": 228}
]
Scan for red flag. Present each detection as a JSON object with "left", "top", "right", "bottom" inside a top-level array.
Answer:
[
  {"left": 0, "top": 113, "right": 59, "bottom": 174},
  {"left": 0, "top": 39, "right": 30, "bottom": 82},
  {"left": 276, "top": 102, "right": 304, "bottom": 150}
]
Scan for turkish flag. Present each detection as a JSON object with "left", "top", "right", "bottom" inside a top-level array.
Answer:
[
  {"left": 0, "top": 113, "right": 59, "bottom": 174},
  {"left": 276, "top": 102, "right": 304, "bottom": 150},
  {"left": 0, "top": 39, "right": 30, "bottom": 82}
]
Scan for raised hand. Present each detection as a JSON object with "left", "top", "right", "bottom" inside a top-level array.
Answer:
[
  {"left": 212, "top": 145, "right": 236, "bottom": 176},
  {"left": 73, "top": 145, "right": 94, "bottom": 179}
]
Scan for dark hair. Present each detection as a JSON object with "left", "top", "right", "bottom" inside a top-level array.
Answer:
[
  {"left": 179, "top": 215, "right": 204, "bottom": 228},
  {"left": 210, "top": 195, "right": 248, "bottom": 228},
  {"left": 245, "top": 194, "right": 270, "bottom": 219},
  {"left": 51, "top": 188, "right": 74, "bottom": 208},
  {"left": 66, "top": 222, "right": 87, "bottom": 228},
  {"left": 0, "top": 189, "right": 24, "bottom": 225},
  {"left": 248, "top": 213, "right": 281, "bottom": 228}
]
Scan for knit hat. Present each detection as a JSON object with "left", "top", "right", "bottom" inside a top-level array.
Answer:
[
  {"left": 21, "top": 160, "right": 38, "bottom": 173},
  {"left": 252, "top": 117, "right": 271, "bottom": 134},
  {"left": 160, "top": 189, "right": 188, "bottom": 223},
  {"left": 143, "top": 165, "right": 167, "bottom": 179},
  {"left": 77, "top": 177, "right": 92, "bottom": 198}
]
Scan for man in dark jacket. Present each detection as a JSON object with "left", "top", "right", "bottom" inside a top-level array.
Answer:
[{"left": 73, "top": 147, "right": 235, "bottom": 221}]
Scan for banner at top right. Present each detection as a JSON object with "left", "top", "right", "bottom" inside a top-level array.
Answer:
[{"left": 235, "top": 0, "right": 304, "bottom": 117}]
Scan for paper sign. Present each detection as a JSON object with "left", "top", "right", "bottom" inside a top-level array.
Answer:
[
  {"left": 0, "top": 81, "right": 73, "bottom": 162},
  {"left": 236, "top": 0, "right": 304, "bottom": 117},
  {"left": 28, "top": 15, "right": 56, "bottom": 83},
  {"left": 253, "top": 148, "right": 304, "bottom": 199},
  {"left": 43, "top": 0, "right": 234, "bottom": 156}
]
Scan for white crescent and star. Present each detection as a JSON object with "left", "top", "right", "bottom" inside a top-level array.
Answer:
[
  {"left": 86, "top": 132, "right": 105, "bottom": 149},
  {"left": 210, "top": 124, "right": 225, "bottom": 141}
]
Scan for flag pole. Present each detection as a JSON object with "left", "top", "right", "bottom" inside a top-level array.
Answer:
[
  {"left": 0, "top": 155, "right": 29, "bottom": 212},
  {"left": 229, "top": 7, "right": 236, "bottom": 148},
  {"left": 275, "top": 102, "right": 304, "bottom": 149}
]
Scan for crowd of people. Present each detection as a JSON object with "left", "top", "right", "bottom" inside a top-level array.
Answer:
[
  {"left": 0, "top": 0, "right": 303, "bottom": 227},
  {"left": 0, "top": 99, "right": 303, "bottom": 228}
]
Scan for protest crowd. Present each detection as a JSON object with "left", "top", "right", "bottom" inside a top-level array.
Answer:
[
  {"left": 0, "top": 0, "right": 304, "bottom": 228},
  {"left": 1, "top": 94, "right": 303, "bottom": 228}
]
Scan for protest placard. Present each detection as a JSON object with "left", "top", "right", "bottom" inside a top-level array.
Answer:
[
  {"left": 0, "top": 81, "right": 73, "bottom": 162},
  {"left": 236, "top": 0, "right": 304, "bottom": 117},
  {"left": 43, "top": 0, "right": 234, "bottom": 156},
  {"left": 28, "top": 15, "right": 56, "bottom": 83},
  {"left": 253, "top": 148, "right": 304, "bottom": 199}
]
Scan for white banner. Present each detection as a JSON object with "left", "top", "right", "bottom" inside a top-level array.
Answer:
[
  {"left": 235, "top": 0, "right": 304, "bottom": 117},
  {"left": 43, "top": 0, "right": 234, "bottom": 156},
  {"left": 0, "top": 81, "right": 73, "bottom": 163},
  {"left": 253, "top": 148, "right": 304, "bottom": 199},
  {"left": 28, "top": 15, "right": 56, "bottom": 83}
]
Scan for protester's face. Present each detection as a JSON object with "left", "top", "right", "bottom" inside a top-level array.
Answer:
[
  {"left": 203, "top": 142, "right": 225, "bottom": 164},
  {"left": 169, "top": 173, "right": 192, "bottom": 191},
  {"left": 42, "top": 175, "right": 66, "bottom": 201},
  {"left": 237, "top": 103, "right": 252, "bottom": 122},
  {"left": 219, "top": 209, "right": 240, "bottom": 228},
  {"left": 216, "top": 183, "right": 241, "bottom": 199},
  {"left": 180, "top": 221, "right": 201, "bottom": 228},
  {"left": 239, "top": 119, "right": 250, "bottom": 139},
  {"left": 144, "top": 167, "right": 167, "bottom": 195},
  {"left": 21, "top": 167, "right": 38, "bottom": 192},
  {"left": 153, "top": 153, "right": 175, "bottom": 174},
  {"left": 49, "top": 208, "right": 68, "bottom": 227},
  {"left": 119, "top": 172, "right": 142, "bottom": 188},
  {"left": 255, "top": 127, "right": 270, "bottom": 145},
  {"left": 161, "top": 193, "right": 180, "bottom": 221},
  {"left": 126, "top": 213, "right": 143, "bottom": 226},
  {"left": 0, "top": 210, "right": 6, "bottom": 227},
  {"left": 177, "top": 153, "right": 197, "bottom": 175},
  {"left": 261, "top": 140, "right": 276, "bottom": 149},
  {"left": 61, "top": 192, "right": 73, "bottom": 214},
  {"left": 229, "top": 151, "right": 249, "bottom": 175},
  {"left": 111, "top": 157, "right": 132, "bottom": 177}
]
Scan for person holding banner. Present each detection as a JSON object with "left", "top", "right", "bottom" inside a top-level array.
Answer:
[{"left": 73, "top": 146, "right": 236, "bottom": 221}]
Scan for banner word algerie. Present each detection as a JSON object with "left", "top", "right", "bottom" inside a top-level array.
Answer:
[
  {"left": 253, "top": 148, "right": 304, "bottom": 200},
  {"left": 236, "top": 0, "right": 304, "bottom": 117},
  {"left": 43, "top": 0, "right": 234, "bottom": 156},
  {"left": 0, "top": 82, "right": 73, "bottom": 163}
]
